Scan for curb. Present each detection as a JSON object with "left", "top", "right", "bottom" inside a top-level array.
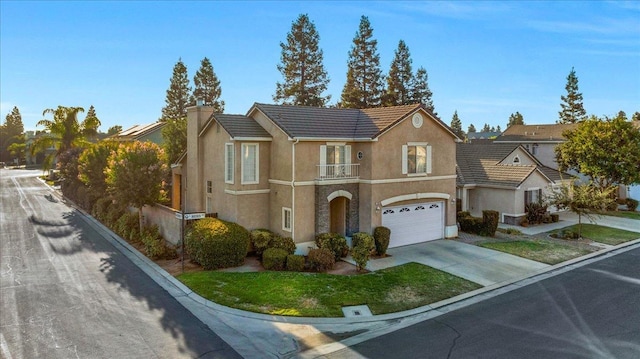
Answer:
[{"left": 42, "top": 178, "right": 640, "bottom": 326}]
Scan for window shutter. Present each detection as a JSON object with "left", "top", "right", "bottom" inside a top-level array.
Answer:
[
  {"left": 401, "top": 145, "right": 408, "bottom": 174},
  {"left": 345, "top": 145, "right": 352, "bottom": 176},
  {"left": 320, "top": 145, "right": 327, "bottom": 177},
  {"left": 426, "top": 145, "right": 432, "bottom": 174}
]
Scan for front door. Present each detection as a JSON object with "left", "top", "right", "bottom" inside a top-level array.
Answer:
[{"left": 329, "top": 197, "right": 348, "bottom": 236}]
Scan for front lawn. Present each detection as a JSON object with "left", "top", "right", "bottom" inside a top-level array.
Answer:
[
  {"left": 478, "top": 240, "right": 595, "bottom": 265},
  {"left": 552, "top": 224, "right": 640, "bottom": 245},
  {"left": 601, "top": 211, "right": 640, "bottom": 220},
  {"left": 178, "top": 262, "right": 481, "bottom": 317}
]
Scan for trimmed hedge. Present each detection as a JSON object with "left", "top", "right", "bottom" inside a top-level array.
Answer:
[
  {"left": 351, "top": 233, "right": 375, "bottom": 271},
  {"left": 262, "top": 248, "right": 288, "bottom": 271},
  {"left": 250, "top": 229, "right": 273, "bottom": 257},
  {"left": 373, "top": 226, "right": 391, "bottom": 256},
  {"left": 458, "top": 210, "right": 499, "bottom": 237},
  {"left": 627, "top": 198, "right": 638, "bottom": 211},
  {"left": 270, "top": 236, "right": 296, "bottom": 255},
  {"left": 185, "top": 218, "right": 250, "bottom": 270},
  {"left": 307, "top": 248, "right": 335, "bottom": 272},
  {"left": 286, "top": 254, "right": 305, "bottom": 272},
  {"left": 315, "top": 233, "right": 348, "bottom": 260}
]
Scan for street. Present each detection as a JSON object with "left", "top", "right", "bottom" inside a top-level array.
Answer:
[
  {"left": 325, "top": 245, "right": 640, "bottom": 358},
  {"left": 0, "top": 169, "right": 241, "bottom": 359}
]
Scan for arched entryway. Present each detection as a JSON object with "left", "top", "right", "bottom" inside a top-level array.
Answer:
[{"left": 329, "top": 196, "right": 349, "bottom": 236}]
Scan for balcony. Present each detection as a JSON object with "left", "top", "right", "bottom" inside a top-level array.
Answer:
[{"left": 316, "top": 164, "right": 360, "bottom": 180}]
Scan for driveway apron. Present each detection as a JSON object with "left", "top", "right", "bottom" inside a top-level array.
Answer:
[{"left": 360, "top": 240, "right": 549, "bottom": 286}]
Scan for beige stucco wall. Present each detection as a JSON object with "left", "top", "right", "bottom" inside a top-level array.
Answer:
[{"left": 499, "top": 147, "right": 538, "bottom": 166}]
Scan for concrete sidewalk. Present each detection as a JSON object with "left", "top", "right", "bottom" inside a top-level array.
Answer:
[{"left": 499, "top": 210, "right": 640, "bottom": 235}]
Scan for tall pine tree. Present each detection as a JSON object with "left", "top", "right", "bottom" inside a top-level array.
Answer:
[
  {"left": 411, "top": 67, "right": 435, "bottom": 114},
  {"left": 558, "top": 67, "right": 587, "bottom": 124},
  {"left": 450, "top": 111, "right": 465, "bottom": 139},
  {"left": 83, "top": 105, "right": 100, "bottom": 141},
  {"left": 507, "top": 111, "right": 525, "bottom": 127},
  {"left": 482, "top": 123, "right": 491, "bottom": 132},
  {"left": 191, "top": 57, "right": 224, "bottom": 112},
  {"left": 1, "top": 106, "right": 24, "bottom": 162},
  {"left": 468, "top": 124, "right": 477, "bottom": 133},
  {"left": 160, "top": 59, "right": 191, "bottom": 122},
  {"left": 274, "top": 14, "right": 330, "bottom": 107},
  {"left": 384, "top": 40, "right": 413, "bottom": 106},
  {"left": 339, "top": 16, "right": 384, "bottom": 109}
]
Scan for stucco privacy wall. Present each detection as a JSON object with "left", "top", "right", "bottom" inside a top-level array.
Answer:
[{"left": 141, "top": 204, "right": 181, "bottom": 245}]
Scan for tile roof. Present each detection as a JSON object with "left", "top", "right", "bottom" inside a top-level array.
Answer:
[
  {"left": 496, "top": 123, "right": 577, "bottom": 142},
  {"left": 251, "top": 103, "right": 453, "bottom": 140},
  {"left": 212, "top": 114, "right": 271, "bottom": 139},
  {"left": 456, "top": 142, "right": 560, "bottom": 188}
]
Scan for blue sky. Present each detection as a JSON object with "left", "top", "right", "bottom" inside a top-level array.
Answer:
[{"left": 1, "top": 1, "right": 639, "bottom": 133}]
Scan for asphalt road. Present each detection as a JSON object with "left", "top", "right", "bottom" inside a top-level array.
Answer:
[
  {"left": 0, "top": 169, "right": 241, "bottom": 359},
  {"left": 326, "top": 245, "right": 640, "bottom": 358}
]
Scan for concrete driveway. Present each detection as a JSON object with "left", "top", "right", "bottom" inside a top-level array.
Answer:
[{"left": 350, "top": 240, "right": 549, "bottom": 286}]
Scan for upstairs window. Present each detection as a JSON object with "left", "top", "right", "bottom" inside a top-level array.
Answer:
[
  {"left": 225, "top": 143, "right": 234, "bottom": 184},
  {"left": 241, "top": 143, "right": 259, "bottom": 184},
  {"left": 402, "top": 143, "right": 432, "bottom": 175}
]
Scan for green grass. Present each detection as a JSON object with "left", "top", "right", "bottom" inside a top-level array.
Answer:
[
  {"left": 552, "top": 224, "right": 640, "bottom": 245},
  {"left": 177, "top": 262, "right": 481, "bottom": 317},
  {"left": 478, "top": 240, "right": 595, "bottom": 265},
  {"left": 601, "top": 211, "right": 640, "bottom": 220}
]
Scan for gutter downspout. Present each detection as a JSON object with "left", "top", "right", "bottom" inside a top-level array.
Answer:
[{"left": 291, "top": 138, "right": 299, "bottom": 242}]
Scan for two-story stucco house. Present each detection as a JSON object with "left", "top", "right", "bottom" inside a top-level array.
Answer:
[{"left": 172, "top": 103, "right": 460, "bottom": 253}]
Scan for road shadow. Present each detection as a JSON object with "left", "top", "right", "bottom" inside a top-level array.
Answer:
[{"left": 40, "top": 209, "right": 241, "bottom": 358}]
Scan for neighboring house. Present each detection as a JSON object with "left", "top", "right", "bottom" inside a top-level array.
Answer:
[
  {"left": 494, "top": 123, "right": 577, "bottom": 170},
  {"left": 466, "top": 131, "right": 501, "bottom": 141},
  {"left": 173, "top": 103, "right": 460, "bottom": 252},
  {"left": 109, "top": 122, "right": 166, "bottom": 145},
  {"left": 456, "top": 142, "right": 569, "bottom": 225}
]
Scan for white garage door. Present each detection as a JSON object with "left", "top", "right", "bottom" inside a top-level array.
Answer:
[{"left": 382, "top": 201, "right": 444, "bottom": 248}]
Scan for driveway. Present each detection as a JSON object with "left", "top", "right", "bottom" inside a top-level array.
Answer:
[{"left": 347, "top": 240, "right": 549, "bottom": 287}]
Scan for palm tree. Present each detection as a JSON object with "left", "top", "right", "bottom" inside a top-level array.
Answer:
[{"left": 31, "top": 106, "right": 101, "bottom": 172}]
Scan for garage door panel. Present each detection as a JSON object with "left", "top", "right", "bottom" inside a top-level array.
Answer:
[{"left": 382, "top": 201, "right": 444, "bottom": 248}]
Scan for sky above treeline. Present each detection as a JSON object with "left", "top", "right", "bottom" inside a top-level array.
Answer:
[{"left": 1, "top": 1, "right": 638, "bottom": 133}]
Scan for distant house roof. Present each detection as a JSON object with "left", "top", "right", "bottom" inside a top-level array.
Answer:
[
  {"left": 250, "top": 103, "right": 458, "bottom": 140},
  {"left": 467, "top": 131, "right": 501, "bottom": 140},
  {"left": 200, "top": 114, "right": 271, "bottom": 139},
  {"left": 456, "top": 142, "right": 564, "bottom": 188},
  {"left": 496, "top": 123, "right": 577, "bottom": 142},
  {"left": 110, "top": 122, "right": 166, "bottom": 141}
]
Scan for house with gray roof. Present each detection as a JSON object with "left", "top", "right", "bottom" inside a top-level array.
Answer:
[
  {"left": 456, "top": 142, "right": 569, "bottom": 225},
  {"left": 173, "top": 102, "right": 460, "bottom": 252},
  {"left": 110, "top": 122, "right": 166, "bottom": 145}
]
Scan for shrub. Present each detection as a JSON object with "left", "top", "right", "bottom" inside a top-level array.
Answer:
[
  {"left": 270, "top": 236, "right": 297, "bottom": 255},
  {"left": 626, "top": 198, "right": 638, "bottom": 212},
  {"left": 373, "top": 226, "right": 391, "bottom": 256},
  {"left": 457, "top": 211, "right": 471, "bottom": 222},
  {"left": 315, "top": 233, "right": 348, "bottom": 260},
  {"left": 458, "top": 214, "right": 484, "bottom": 233},
  {"left": 550, "top": 213, "right": 560, "bottom": 223},
  {"left": 520, "top": 217, "right": 529, "bottom": 227},
  {"left": 351, "top": 233, "right": 375, "bottom": 271},
  {"left": 351, "top": 232, "right": 371, "bottom": 249},
  {"left": 481, "top": 210, "right": 499, "bottom": 236},
  {"left": 262, "top": 248, "right": 288, "bottom": 271},
  {"left": 307, "top": 248, "right": 335, "bottom": 272},
  {"left": 141, "top": 225, "right": 177, "bottom": 260},
  {"left": 525, "top": 203, "right": 548, "bottom": 225},
  {"left": 250, "top": 229, "right": 273, "bottom": 257},
  {"left": 286, "top": 254, "right": 305, "bottom": 272},
  {"left": 115, "top": 212, "right": 140, "bottom": 242},
  {"left": 185, "top": 218, "right": 250, "bottom": 270}
]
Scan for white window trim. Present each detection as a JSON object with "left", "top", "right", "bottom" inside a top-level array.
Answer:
[
  {"left": 282, "top": 207, "right": 292, "bottom": 232},
  {"left": 206, "top": 180, "right": 212, "bottom": 194},
  {"left": 402, "top": 143, "right": 432, "bottom": 175},
  {"left": 241, "top": 143, "right": 259, "bottom": 185},
  {"left": 225, "top": 143, "right": 234, "bottom": 184}
]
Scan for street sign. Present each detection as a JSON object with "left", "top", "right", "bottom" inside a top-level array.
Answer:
[
  {"left": 176, "top": 212, "right": 206, "bottom": 220},
  {"left": 184, "top": 212, "right": 206, "bottom": 220}
]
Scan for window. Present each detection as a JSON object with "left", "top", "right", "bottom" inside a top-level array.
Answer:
[
  {"left": 524, "top": 188, "right": 542, "bottom": 208},
  {"left": 402, "top": 143, "right": 432, "bottom": 175},
  {"left": 513, "top": 156, "right": 520, "bottom": 164},
  {"left": 206, "top": 180, "right": 212, "bottom": 194},
  {"left": 319, "top": 144, "right": 352, "bottom": 177},
  {"left": 531, "top": 143, "right": 538, "bottom": 155},
  {"left": 206, "top": 197, "right": 212, "bottom": 213},
  {"left": 282, "top": 207, "right": 292, "bottom": 232},
  {"left": 241, "top": 143, "right": 259, "bottom": 184},
  {"left": 225, "top": 143, "right": 234, "bottom": 184}
]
